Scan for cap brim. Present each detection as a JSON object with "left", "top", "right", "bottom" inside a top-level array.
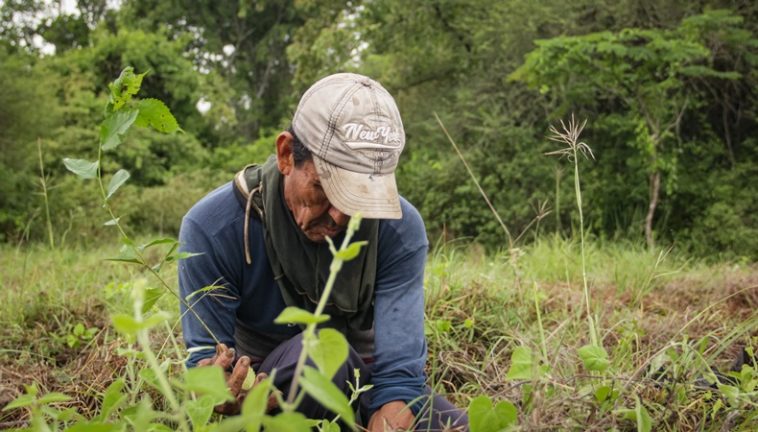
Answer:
[{"left": 313, "top": 156, "right": 402, "bottom": 220}]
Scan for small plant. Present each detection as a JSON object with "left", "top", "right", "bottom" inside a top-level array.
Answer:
[{"left": 63, "top": 322, "right": 99, "bottom": 349}]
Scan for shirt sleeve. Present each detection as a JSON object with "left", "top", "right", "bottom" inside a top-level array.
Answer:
[
  {"left": 368, "top": 201, "right": 429, "bottom": 413},
  {"left": 178, "top": 216, "right": 240, "bottom": 367}
]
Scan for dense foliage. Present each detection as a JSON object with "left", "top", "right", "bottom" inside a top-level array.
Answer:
[{"left": 1, "top": 0, "right": 756, "bottom": 260}]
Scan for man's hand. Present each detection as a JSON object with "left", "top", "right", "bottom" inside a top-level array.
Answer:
[
  {"left": 367, "top": 401, "right": 414, "bottom": 431},
  {"left": 196, "top": 343, "right": 271, "bottom": 415}
]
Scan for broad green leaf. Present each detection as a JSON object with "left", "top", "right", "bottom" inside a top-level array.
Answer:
[
  {"left": 142, "top": 288, "right": 165, "bottom": 314},
  {"left": 299, "top": 366, "right": 355, "bottom": 427},
  {"left": 106, "top": 169, "right": 130, "bottom": 200},
  {"left": 112, "top": 314, "right": 140, "bottom": 337},
  {"left": 214, "top": 416, "right": 249, "bottom": 432},
  {"left": 594, "top": 385, "right": 618, "bottom": 404},
  {"left": 717, "top": 384, "right": 740, "bottom": 407},
  {"left": 185, "top": 394, "right": 216, "bottom": 430},
  {"left": 578, "top": 344, "right": 610, "bottom": 372},
  {"left": 141, "top": 311, "right": 172, "bottom": 330},
  {"left": 184, "top": 366, "right": 234, "bottom": 404},
  {"left": 274, "top": 306, "right": 329, "bottom": 325},
  {"left": 506, "top": 346, "right": 534, "bottom": 380},
  {"left": 99, "top": 378, "right": 126, "bottom": 421},
  {"left": 63, "top": 158, "right": 99, "bottom": 179},
  {"left": 139, "top": 368, "right": 161, "bottom": 392},
  {"left": 2, "top": 394, "right": 36, "bottom": 410},
  {"left": 261, "top": 412, "right": 313, "bottom": 432},
  {"left": 37, "top": 392, "right": 72, "bottom": 405},
  {"left": 101, "top": 110, "right": 138, "bottom": 151},
  {"left": 241, "top": 375, "right": 273, "bottom": 432},
  {"left": 108, "top": 67, "right": 146, "bottom": 110},
  {"left": 135, "top": 98, "right": 180, "bottom": 133},
  {"left": 634, "top": 396, "right": 653, "bottom": 432},
  {"left": 334, "top": 241, "right": 368, "bottom": 261},
  {"left": 123, "top": 397, "right": 156, "bottom": 432},
  {"left": 468, "top": 395, "right": 518, "bottom": 432},
  {"left": 310, "top": 329, "right": 349, "bottom": 379}
]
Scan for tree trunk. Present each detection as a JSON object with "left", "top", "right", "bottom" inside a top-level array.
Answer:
[{"left": 645, "top": 170, "right": 661, "bottom": 248}]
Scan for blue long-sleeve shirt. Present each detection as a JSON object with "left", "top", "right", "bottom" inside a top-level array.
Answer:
[{"left": 178, "top": 181, "right": 428, "bottom": 412}]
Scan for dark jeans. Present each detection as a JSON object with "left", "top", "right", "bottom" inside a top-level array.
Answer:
[{"left": 251, "top": 333, "right": 469, "bottom": 431}]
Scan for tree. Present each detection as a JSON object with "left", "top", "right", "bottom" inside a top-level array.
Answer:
[{"left": 511, "top": 10, "right": 751, "bottom": 247}]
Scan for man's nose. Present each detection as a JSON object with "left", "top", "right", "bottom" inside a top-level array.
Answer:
[{"left": 328, "top": 206, "right": 350, "bottom": 227}]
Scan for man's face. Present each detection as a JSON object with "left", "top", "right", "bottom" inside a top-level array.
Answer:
[{"left": 282, "top": 159, "right": 350, "bottom": 243}]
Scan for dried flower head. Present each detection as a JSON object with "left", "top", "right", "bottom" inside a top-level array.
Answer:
[{"left": 545, "top": 114, "right": 595, "bottom": 161}]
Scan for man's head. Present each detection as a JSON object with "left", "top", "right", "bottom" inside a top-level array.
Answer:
[{"left": 275, "top": 73, "right": 406, "bottom": 242}]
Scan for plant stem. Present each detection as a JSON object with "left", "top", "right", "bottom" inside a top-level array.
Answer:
[
  {"left": 37, "top": 139, "right": 55, "bottom": 249},
  {"left": 574, "top": 147, "right": 597, "bottom": 346},
  {"left": 285, "top": 224, "right": 359, "bottom": 404},
  {"left": 533, "top": 282, "right": 548, "bottom": 361}
]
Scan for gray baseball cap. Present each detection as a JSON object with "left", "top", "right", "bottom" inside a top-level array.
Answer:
[{"left": 292, "top": 73, "right": 405, "bottom": 219}]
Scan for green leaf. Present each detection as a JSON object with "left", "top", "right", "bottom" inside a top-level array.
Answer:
[
  {"left": 578, "top": 344, "right": 610, "bottom": 372},
  {"left": 506, "top": 346, "right": 534, "bottom": 380},
  {"left": 37, "top": 392, "right": 72, "bottom": 405},
  {"left": 334, "top": 241, "right": 368, "bottom": 261},
  {"left": 139, "top": 237, "right": 178, "bottom": 252},
  {"left": 310, "top": 329, "right": 349, "bottom": 379},
  {"left": 299, "top": 366, "right": 355, "bottom": 427},
  {"left": 101, "top": 110, "right": 138, "bottom": 151},
  {"left": 241, "top": 375, "right": 273, "bottom": 432},
  {"left": 241, "top": 366, "right": 257, "bottom": 392},
  {"left": 634, "top": 396, "right": 653, "bottom": 432},
  {"left": 274, "top": 306, "right": 329, "bottom": 325},
  {"left": 63, "top": 158, "right": 99, "bottom": 180},
  {"left": 108, "top": 67, "right": 146, "bottom": 110},
  {"left": 99, "top": 378, "right": 126, "bottom": 421},
  {"left": 106, "top": 169, "right": 130, "bottom": 200},
  {"left": 141, "top": 311, "right": 172, "bottom": 330},
  {"left": 142, "top": 288, "right": 165, "bottom": 314},
  {"left": 112, "top": 314, "right": 140, "bottom": 337},
  {"left": 184, "top": 366, "right": 234, "bottom": 404},
  {"left": 2, "top": 394, "right": 36, "bottom": 411},
  {"left": 135, "top": 98, "right": 180, "bottom": 133},
  {"left": 185, "top": 394, "right": 216, "bottom": 430},
  {"left": 105, "top": 244, "right": 142, "bottom": 265},
  {"left": 261, "top": 412, "right": 313, "bottom": 432},
  {"left": 717, "top": 384, "right": 740, "bottom": 407},
  {"left": 468, "top": 395, "right": 518, "bottom": 432},
  {"left": 594, "top": 385, "right": 618, "bottom": 404},
  {"left": 139, "top": 368, "right": 161, "bottom": 392}
]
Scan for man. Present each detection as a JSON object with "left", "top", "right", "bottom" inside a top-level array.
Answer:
[{"left": 178, "top": 73, "right": 467, "bottom": 430}]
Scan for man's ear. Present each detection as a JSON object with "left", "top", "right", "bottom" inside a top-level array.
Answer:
[{"left": 276, "top": 131, "right": 295, "bottom": 175}]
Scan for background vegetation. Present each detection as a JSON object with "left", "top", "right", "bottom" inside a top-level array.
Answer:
[{"left": 1, "top": 0, "right": 756, "bottom": 260}]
